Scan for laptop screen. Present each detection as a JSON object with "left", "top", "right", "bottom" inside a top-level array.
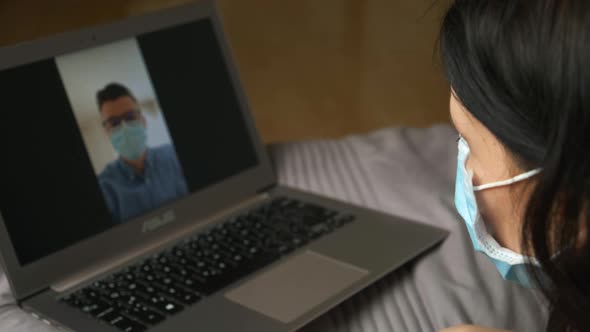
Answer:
[{"left": 0, "top": 19, "right": 259, "bottom": 266}]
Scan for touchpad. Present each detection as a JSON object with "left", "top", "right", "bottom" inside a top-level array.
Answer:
[{"left": 225, "top": 251, "right": 368, "bottom": 323}]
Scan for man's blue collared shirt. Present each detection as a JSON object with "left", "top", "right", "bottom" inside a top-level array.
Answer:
[{"left": 98, "top": 145, "right": 189, "bottom": 223}]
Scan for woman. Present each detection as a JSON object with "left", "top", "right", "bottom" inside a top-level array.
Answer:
[{"left": 437, "top": 0, "right": 589, "bottom": 331}]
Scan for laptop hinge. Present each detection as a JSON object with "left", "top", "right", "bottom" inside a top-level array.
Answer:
[{"left": 51, "top": 192, "right": 270, "bottom": 293}]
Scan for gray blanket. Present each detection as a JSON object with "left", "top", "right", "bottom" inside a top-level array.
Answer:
[{"left": 0, "top": 125, "right": 547, "bottom": 332}]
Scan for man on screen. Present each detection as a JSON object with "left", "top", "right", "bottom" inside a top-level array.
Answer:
[{"left": 97, "top": 83, "right": 188, "bottom": 223}]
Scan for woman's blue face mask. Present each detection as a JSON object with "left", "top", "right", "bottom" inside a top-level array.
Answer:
[{"left": 454, "top": 137, "right": 543, "bottom": 288}]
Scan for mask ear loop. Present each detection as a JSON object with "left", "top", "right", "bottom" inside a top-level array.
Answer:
[{"left": 473, "top": 168, "right": 542, "bottom": 191}]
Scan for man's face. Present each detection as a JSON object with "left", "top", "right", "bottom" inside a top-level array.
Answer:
[{"left": 100, "top": 96, "right": 146, "bottom": 134}]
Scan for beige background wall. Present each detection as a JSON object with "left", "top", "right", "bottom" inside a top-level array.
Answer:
[{"left": 0, "top": 0, "right": 451, "bottom": 143}]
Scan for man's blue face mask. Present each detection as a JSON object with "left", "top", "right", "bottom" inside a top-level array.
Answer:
[
  {"left": 454, "top": 137, "right": 543, "bottom": 288},
  {"left": 110, "top": 121, "right": 147, "bottom": 161}
]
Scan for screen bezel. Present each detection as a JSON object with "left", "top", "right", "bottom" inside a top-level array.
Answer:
[{"left": 0, "top": 0, "right": 276, "bottom": 300}]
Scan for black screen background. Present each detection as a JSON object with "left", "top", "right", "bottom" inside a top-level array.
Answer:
[
  {"left": 138, "top": 20, "right": 258, "bottom": 191},
  {"left": 0, "top": 60, "right": 114, "bottom": 265},
  {"left": 0, "top": 19, "right": 258, "bottom": 266}
]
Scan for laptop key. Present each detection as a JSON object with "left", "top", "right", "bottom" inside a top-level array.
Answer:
[
  {"left": 180, "top": 277, "right": 215, "bottom": 295},
  {"left": 146, "top": 295, "right": 183, "bottom": 315},
  {"left": 160, "top": 285, "right": 200, "bottom": 305},
  {"left": 110, "top": 315, "right": 147, "bottom": 332},
  {"left": 124, "top": 305, "right": 165, "bottom": 326},
  {"left": 81, "top": 299, "right": 110, "bottom": 316},
  {"left": 81, "top": 288, "right": 101, "bottom": 300},
  {"left": 134, "top": 281, "right": 158, "bottom": 296},
  {"left": 96, "top": 307, "right": 121, "bottom": 322}
]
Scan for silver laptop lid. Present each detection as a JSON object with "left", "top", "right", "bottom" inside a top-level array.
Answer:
[{"left": 0, "top": 0, "right": 275, "bottom": 301}]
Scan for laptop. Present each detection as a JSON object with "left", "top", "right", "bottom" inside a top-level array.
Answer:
[{"left": 0, "top": 1, "right": 447, "bottom": 331}]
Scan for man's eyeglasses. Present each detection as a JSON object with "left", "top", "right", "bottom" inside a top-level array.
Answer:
[{"left": 102, "top": 110, "right": 141, "bottom": 130}]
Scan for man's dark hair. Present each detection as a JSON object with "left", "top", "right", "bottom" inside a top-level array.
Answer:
[
  {"left": 96, "top": 83, "right": 136, "bottom": 112},
  {"left": 440, "top": 1, "right": 590, "bottom": 331}
]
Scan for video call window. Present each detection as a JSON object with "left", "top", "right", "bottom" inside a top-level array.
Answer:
[
  {"left": 56, "top": 39, "right": 189, "bottom": 223},
  {"left": 0, "top": 19, "right": 259, "bottom": 266}
]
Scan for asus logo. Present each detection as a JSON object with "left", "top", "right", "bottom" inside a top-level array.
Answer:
[{"left": 141, "top": 210, "right": 176, "bottom": 233}]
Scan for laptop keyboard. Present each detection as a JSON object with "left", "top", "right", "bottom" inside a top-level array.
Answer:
[{"left": 61, "top": 197, "right": 355, "bottom": 332}]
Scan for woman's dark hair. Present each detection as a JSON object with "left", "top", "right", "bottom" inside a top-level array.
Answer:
[{"left": 439, "top": 0, "right": 590, "bottom": 331}]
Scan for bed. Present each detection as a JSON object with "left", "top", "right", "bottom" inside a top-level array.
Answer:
[{"left": 0, "top": 125, "right": 547, "bottom": 332}]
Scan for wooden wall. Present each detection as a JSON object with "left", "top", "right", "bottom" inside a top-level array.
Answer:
[{"left": 0, "top": 0, "right": 451, "bottom": 143}]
